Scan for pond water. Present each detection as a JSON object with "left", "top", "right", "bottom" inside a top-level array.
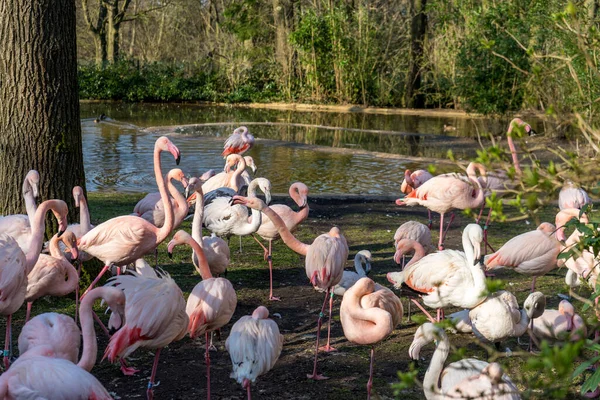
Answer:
[{"left": 80, "top": 103, "right": 549, "bottom": 195}]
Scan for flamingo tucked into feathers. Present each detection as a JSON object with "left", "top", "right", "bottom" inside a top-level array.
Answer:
[{"left": 222, "top": 125, "right": 255, "bottom": 157}]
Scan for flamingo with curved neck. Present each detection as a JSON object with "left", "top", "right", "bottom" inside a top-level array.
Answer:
[
  {"left": 134, "top": 168, "right": 189, "bottom": 228},
  {"left": 201, "top": 153, "right": 248, "bottom": 193},
  {"left": 78, "top": 136, "right": 179, "bottom": 297},
  {"left": 340, "top": 277, "right": 402, "bottom": 399},
  {"left": 168, "top": 230, "right": 237, "bottom": 400},
  {"left": 25, "top": 231, "right": 79, "bottom": 321},
  {"left": 254, "top": 182, "right": 310, "bottom": 301},
  {"left": 222, "top": 125, "right": 255, "bottom": 157},
  {"left": 231, "top": 195, "right": 348, "bottom": 379}
]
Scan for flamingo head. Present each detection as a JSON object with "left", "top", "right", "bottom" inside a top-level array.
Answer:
[
  {"left": 48, "top": 200, "right": 69, "bottom": 236},
  {"left": 231, "top": 195, "right": 265, "bottom": 210},
  {"left": 482, "top": 363, "right": 504, "bottom": 384},
  {"left": 524, "top": 291, "right": 546, "bottom": 320},
  {"left": 72, "top": 186, "right": 84, "bottom": 208},
  {"left": 185, "top": 177, "right": 202, "bottom": 203},
  {"left": 168, "top": 168, "right": 189, "bottom": 189},
  {"left": 167, "top": 230, "right": 194, "bottom": 258},
  {"left": 558, "top": 300, "right": 575, "bottom": 331},
  {"left": 464, "top": 224, "right": 483, "bottom": 265},
  {"left": 244, "top": 156, "right": 257, "bottom": 174},
  {"left": 234, "top": 126, "right": 249, "bottom": 136},
  {"left": 252, "top": 306, "right": 269, "bottom": 320},
  {"left": 291, "top": 182, "right": 309, "bottom": 209},
  {"left": 409, "top": 322, "right": 444, "bottom": 360},
  {"left": 25, "top": 170, "right": 40, "bottom": 198},
  {"left": 255, "top": 178, "right": 272, "bottom": 205},
  {"left": 102, "top": 287, "right": 126, "bottom": 333},
  {"left": 507, "top": 118, "right": 535, "bottom": 137},
  {"left": 59, "top": 231, "right": 78, "bottom": 261},
  {"left": 156, "top": 136, "right": 181, "bottom": 165},
  {"left": 224, "top": 154, "right": 242, "bottom": 173},
  {"left": 355, "top": 250, "right": 372, "bottom": 275},
  {"left": 199, "top": 169, "right": 216, "bottom": 182}
]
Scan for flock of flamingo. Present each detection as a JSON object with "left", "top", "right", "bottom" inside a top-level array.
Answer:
[{"left": 0, "top": 119, "right": 595, "bottom": 399}]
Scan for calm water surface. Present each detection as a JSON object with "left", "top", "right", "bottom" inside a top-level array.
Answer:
[{"left": 81, "top": 103, "right": 550, "bottom": 195}]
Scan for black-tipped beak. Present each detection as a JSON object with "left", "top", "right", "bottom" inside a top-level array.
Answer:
[
  {"left": 176, "top": 155, "right": 181, "bottom": 165},
  {"left": 529, "top": 128, "right": 537, "bottom": 136},
  {"left": 229, "top": 197, "right": 235, "bottom": 205},
  {"left": 58, "top": 229, "right": 65, "bottom": 237},
  {"left": 108, "top": 327, "right": 118, "bottom": 335},
  {"left": 168, "top": 251, "right": 173, "bottom": 259},
  {"left": 475, "top": 255, "right": 484, "bottom": 266}
]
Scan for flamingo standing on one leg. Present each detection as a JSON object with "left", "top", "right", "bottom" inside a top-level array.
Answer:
[
  {"left": 340, "top": 278, "right": 402, "bottom": 399},
  {"left": 225, "top": 306, "right": 283, "bottom": 399},
  {"left": 253, "top": 182, "right": 310, "bottom": 301},
  {"left": 396, "top": 162, "right": 485, "bottom": 250},
  {"left": 0, "top": 170, "right": 40, "bottom": 252},
  {"left": 185, "top": 177, "right": 230, "bottom": 277},
  {"left": 168, "top": 230, "right": 237, "bottom": 399},
  {"left": 25, "top": 231, "right": 79, "bottom": 321},
  {"left": 386, "top": 224, "right": 486, "bottom": 323},
  {"left": 222, "top": 126, "right": 255, "bottom": 157},
  {"left": 78, "top": 136, "right": 180, "bottom": 297},
  {"left": 0, "top": 199, "right": 68, "bottom": 369},
  {"left": 231, "top": 195, "right": 348, "bottom": 379},
  {"left": 104, "top": 270, "right": 188, "bottom": 399}
]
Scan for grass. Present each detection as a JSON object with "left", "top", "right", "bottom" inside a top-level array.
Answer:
[{"left": 6, "top": 192, "right": 597, "bottom": 399}]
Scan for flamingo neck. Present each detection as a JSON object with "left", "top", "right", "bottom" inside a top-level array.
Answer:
[
  {"left": 79, "top": 195, "right": 92, "bottom": 234},
  {"left": 51, "top": 258, "right": 79, "bottom": 296},
  {"left": 167, "top": 176, "right": 188, "bottom": 228},
  {"left": 423, "top": 335, "right": 449, "bottom": 399},
  {"left": 23, "top": 179, "right": 37, "bottom": 222},
  {"left": 404, "top": 240, "right": 427, "bottom": 268},
  {"left": 185, "top": 235, "right": 213, "bottom": 280},
  {"left": 354, "top": 256, "right": 367, "bottom": 276},
  {"left": 154, "top": 147, "right": 174, "bottom": 243},
  {"left": 191, "top": 188, "right": 205, "bottom": 250},
  {"left": 27, "top": 200, "right": 62, "bottom": 273},
  {"left": 236, "top": 207, "right": 263, "bottom": 236},
  {"left": 228, "top": 156, "right": 247, "bottom": 192},
  {"left": 344, "top": 286, "right": 393, "bottom": 343},
  {"left": 260, "top": 205, "right": 309, "bottom": 256},
  {"left": 506, "top": 135, "right": 521, "bottom": 175}
]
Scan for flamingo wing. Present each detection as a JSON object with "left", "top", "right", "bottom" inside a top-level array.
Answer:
[
  {"left": 403, "top": 250, "right": 464, "bottom": 294},
  {"left": 485, "top": 230, "right": 558, "bottom": 271},
  {"left": 0, "top": 234, "right": 27, "bottom": 314},
  {"left": 186, "top": 278, "right": 237, "bottom": 337},
  {"left": 18, "top": 313, "right": 80, "bottom": 363},
  {"left": 222, "top": 131, "right": 254, "bottom": 156},
  {"left": 0, "top": 214, "right": 32, "bottom": 252}
]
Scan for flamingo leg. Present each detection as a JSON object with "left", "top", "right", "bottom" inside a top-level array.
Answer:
[
  {"left": 75, "top": 261, "right": 81, "bottom": 325},
  {"left": 154, "top": 248, "right": 158, "bottom": 269},
  {"left": 367, "top": 347, "right": 375, "bottom": 400},
  {"left": 531, "top": 276, "right": 537, "bottom": 293},
  {"left": 475, "top": 202, "right": 485, "bottom": 224},
  {"left": 206, "top": 331, "right": 211, "bottom": 399},
  {"left": 81, "top": 264, "right": 111, "bottom": 299},
  {"left": 146, "top": 348, "right": 162, "bottom": 400},
  {"left": 441, "top": 212, "right": 455, "bottom": 247},
  {"left": 438, "top": 213, "right": 445, "bottom": 250},
  {"left": 267, "top": 240, "right": 280, "bottom": 301},
  {"left": 307, "top": 288, "right": 330, "bottom": 380},
  {"left": 320, "top": 290, "right": 336, "bottom": 352},
  {"left": 93, "top": 311, "right": 110, "bottom": 337},
  {"left": 3, "top": 314, "right": 11, "bottom": 370},
  {"left": 410, "top": 299, "right": 436, "bottom": 323},
  {"left": 239, "top": 235, "right": 243, "bottom": 253},
  {"left": 25, "top": 302, "right": 32, "bottom": 323},
  {"left": 243, "top": 378, "right": 251, "bottom": 400},
  {"left": 251, "top": 234, "right": 269, "bottom": 259},
  {"left": 208, "top": 331, "right": 217, "bottom": 352},
  {"left": 482, "top": 208, "right": 496, "bottom": 254}
]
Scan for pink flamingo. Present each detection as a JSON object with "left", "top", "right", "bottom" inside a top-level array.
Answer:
[
  {"left": 222, "top": 126, "right": 255, "bottom": 157},
  {"left": 18, "top": 286, "right": 126, "bottom": 369},
  {"left": 409, "top": 322, "right": 520, "bottom": 399},
  {"left": 225, "top": 306, "right": 283, "bottom": 400},
  {"left": 396, "top": 162, "right": 485, "bottom": 250},
  {"left": 340, "top": 277, "right": 402, "bottom": 399},
  {"left": 78, "top": 136, "right": 180, "bottom": 296},
  {"left": 0, "top": 346, "right": 112, "bottom": 399},
  {"left": 387, "top": 224, "right": 486, "bottom": 322},
  {"left": 400, "top": 169, "right": 433, "bottom": 227},
  {"left": 133, "top": 168, "right": 189, "bottom": 228},
  {"left": 240, "top": 156, "right": 258, "bottom": 185},
  {"left": 104, "top": 271, "right": 188, "bottom": 399},
  {"left": 168, "top": 230, "right": 237, "bottom": 399},
  {"left": 331, "top": 250, "right": 373, "bottom": 296},
  {"left": 202, "top": 154, "right": 249, "bottom": 193},
  {"left": 445, "top": 363, "right": 521, "bottom": 400},
  {"left": 185, "top": 177, "right": 230, "bottom": 277},
  {"left": 393, "top": 221, "right": 432, "bottom": 267},
  {"left": 231, "top": 195, "right": 348, "bottom": 379},
  {"left": 0, "top": 170, "right": 41, "bottom": 253},
  {"left": 61, "top": 186, "right": 94, "bottom": 260},
  {"left": 253, "top": 182, "right": 310, "bottom": 301},
  {"left": 0, "top": 199, "right": 68, "bottom": 369},
  {"left": 559, "top": 180, "right": 591, "bottom": 210},
  {"left": 530, "top": 300, "right": 587, "bottom": 343},
  {"left": 25, "top": 231, "right": 79, "bottom": 321}
]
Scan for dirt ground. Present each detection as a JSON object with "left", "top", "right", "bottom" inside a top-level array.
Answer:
[{"left": 5, "top": 196, "right": 588, "bottom": 399}]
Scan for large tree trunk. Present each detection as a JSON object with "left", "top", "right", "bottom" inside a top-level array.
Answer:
[
  {"left": 106, "top": 1, "right": 120, "bottom": 63},
  {"left": 405, "top": 0, "right": 427, "bottom": 109},
  {"left": 81, "top": 0, "right": 108, "bottom": 67},
  {"left": 0, "top": 0, "right": 86, "bottom": 234}
]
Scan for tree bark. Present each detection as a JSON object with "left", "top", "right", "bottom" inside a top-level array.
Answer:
[
  {"left": 81, "top": 0, "right": 108, "bottom": 67},
  {"left": 0, "top": 0, "right": 86, "bottom": 234},
  {"left": 106, "top": 0, "right": 120, "bottom": 63},
  {"left": 405, "top": 0, "right": 427, "bottom": 108}
]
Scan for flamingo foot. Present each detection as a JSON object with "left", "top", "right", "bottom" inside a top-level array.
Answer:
[
  {"left": 306, "top": 373, "right": 329, "bottom": 380},
  {"left": 318, "top": 344, "right": 337, "bottom": 352},
  {"left": 208, "top": 344, "right": 218, "bottom": 352},
  {"left": 120, "top": 359, "right": 139, "bottom": 376},
  {"left": 269, "top": 296, "right": 281, "bottom": 301},
  {"left": 438, "top": 244, "right": 445, "bottom": 251}
]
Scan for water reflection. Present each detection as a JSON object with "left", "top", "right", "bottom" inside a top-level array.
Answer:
[{"left": 80, "top": 103, "right": 552, "bottom": 195}]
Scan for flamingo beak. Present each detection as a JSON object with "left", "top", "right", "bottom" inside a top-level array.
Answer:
[
  {"left": 70, "top": 246, "right": 79, "bottom": 261},
  {"left": 58, "top": 229, "right": 65, "bottom": 237},
  {"left": 181, "top": 176, "right": 189, "bottom": 189},
  {"left": 265, "top": 192, "right": 272, "bottom": 206},
  {"left": 168, "top": 251, "right": 173, "bottom": 259},
  {"left": 167, "top": 142, "right": 181, "bottom": 165},
  {"left": 395, "top": 198, "right": 405, "bottom": 206}
]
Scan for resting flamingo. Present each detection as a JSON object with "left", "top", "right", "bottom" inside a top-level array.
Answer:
[
  {"left": 104, "top": 270, "right": 188, "bottom": 399},
  {"left": 18, "top": 286, "right": 126, "bottom": 370},
  {"left": 396, "top": 162, "right": 485, "bottom": 250},
  {"left": 168, "top": 230, "right": 237, "bottom": 400},
  {"left": 393, "top": 221, "right": 432, "bottom": 267},
  {"left": 0, "top": 170, "right": 41, "bottom": 253},
  {"left": 559, "top": 180, "right": 591, "bottom": 210},
  {"left": 185, "top": 177, "right": 230, "bottom": 277},
  {"left": 202, "top": 154, "right": 249, "bottom": 193},
  {"left": 400, "top": 169, "right": 433, "bottom": 227},
  {"left": 330, "top": 250, "right": 372, "bottom": 296},
  {"left": 225, "top": 306, "right": 283, "bottom": 400},
  {"left": 133, "top": 168, "right": 189, "bottom": 228},
  {"left": 0, "top": 346, "right": 113, "bottom": 399},
  {"left": 387, "top": 224, "right": 486, "bottom": 322},
  {"left": 253, "top": 181, "right": 309, "bottom": 300},
  {"left": 0, "top": 199, "right": 68, "bottom": 369},
  {"left": 530, "top": 300, "right": 587, "bottom": 343},
  {"left": 25, "top": 231, "right": 79, "bottom": 321},
  {"left": 223, "top": 125, "right": 255, "bottom": 156},
  {"left": 409, "top": 322, "right": 520, "bottom": 399},
  {"left": 78, "top": 136, "right": 180, "bottom": 297},
  {"left": 449, "top": 291, "right": 546, "bottom": 350},
  {"left": 340, "top": 277, "right": 402, "bottom": 399},
  {"left": 231, "top": 195, "right": 348, "bottom": 379}
]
